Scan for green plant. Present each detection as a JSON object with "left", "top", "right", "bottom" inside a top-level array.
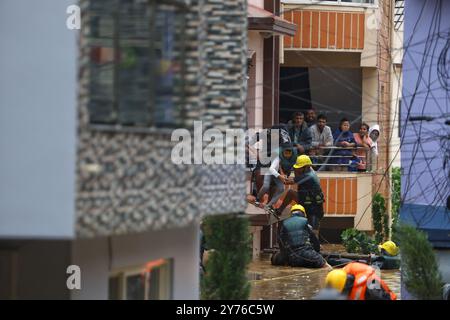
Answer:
[
  {"left": 341, "top": 228, "right": 377, "bottom": 254},
  {"left": 201, "top": 214, "right": 251, "bottom": 300},
  {"left": 372, "top": 193, "right": 389, "bottom": 243},
  {"left": 397, "top": 224, "right": 443, "bottom": 300},
  {"left": 391, "top": 167, "right": 401, "bottom": 243}
]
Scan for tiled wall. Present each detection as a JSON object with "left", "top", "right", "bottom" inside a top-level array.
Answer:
[{"left": 76, "top": 0, "right": 248, "bottom": 237}]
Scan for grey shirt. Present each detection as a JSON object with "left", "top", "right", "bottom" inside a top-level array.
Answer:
[{"left": 310, "top": 124, "right": 333, "bottom": 148}]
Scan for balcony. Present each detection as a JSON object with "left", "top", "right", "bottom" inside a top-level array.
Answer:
[
  {"left": 282, "top": 1, "right": 376, "bottom": 6},
  {"left": 246, "top": 146, "right": 374, "bottom": 231},
  {"left": 282, "top": 8, "right": 365, "bottom": 51}
]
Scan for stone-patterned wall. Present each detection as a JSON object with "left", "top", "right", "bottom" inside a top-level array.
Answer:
[{"left": 76, "top": 0, "right": 248, "bottom": 238}]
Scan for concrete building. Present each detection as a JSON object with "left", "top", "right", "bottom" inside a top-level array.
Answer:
[
  {"left": 245, "top": 0, "right": 297, "bottom": 258},
  {"left": 245, "top": 1, "right": 403, "bottom": 254},
  {"left": 400, "top": 0, "right": 450, "bottom": 299},
  {"left": 0, "top": 0, "right": 248, "bottom": 299},
  {"left": 276, "top": 0, "right": 398, "bottom": 241}
]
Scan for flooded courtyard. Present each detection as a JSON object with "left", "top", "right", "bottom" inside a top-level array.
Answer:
[{"left": 248, "top": 245, "right": 401, "bottom": 300}]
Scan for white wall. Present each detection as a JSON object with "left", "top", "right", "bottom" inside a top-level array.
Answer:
[
  {"left": 71, "top": 224, "right": 200, "bottom": 300},
  {"left": 248, "top": 0, "right": 264, "bottom": 8},
  {"left": 0, "top": 0, "right": 77, "bottom": 238}
]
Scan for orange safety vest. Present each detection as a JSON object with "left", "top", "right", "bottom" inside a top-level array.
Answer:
[{"left": 343, "top": 262, "right": 397, "bottom": 300}]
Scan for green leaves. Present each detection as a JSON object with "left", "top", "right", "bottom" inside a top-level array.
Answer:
[
  {"left": 372, "top": 193, "right": 389, "bottom": 243},
  {"left": 391, "top": 167, "right": 401, "bottom": 243},
  {"left": 397, "top": 224, "right": 443, "bottom": 300},
  {"left": 341, "top": 228, "right": 377, "bottom": 254},
  {"left": 201, "top": 214, "right": 252, "bottom": 300}
]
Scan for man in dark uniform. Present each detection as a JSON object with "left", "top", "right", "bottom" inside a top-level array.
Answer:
[
  {"left": 273, "top": 155, "right": 325, "bottom": 238},
  {"left": 271, "top": 204, "right": 329, "bottom": 269}
]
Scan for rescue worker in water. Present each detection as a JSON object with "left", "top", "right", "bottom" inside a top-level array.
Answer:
[
  {"left": 271, "top": 204, "right": 330, "bottom": 269},
  {"left": 325, "top": 262, "right": 397, "bottom": 300}
]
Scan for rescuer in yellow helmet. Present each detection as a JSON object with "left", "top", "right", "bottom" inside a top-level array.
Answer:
[
  {"left": 271, "top": 203, "right": 330, "bottom": 269},
  {"left": 324, "top": 262, "right": 397, "bottom": 300},
  {"left": 273, "top": 155, "right": 325, "bottom": 238}
]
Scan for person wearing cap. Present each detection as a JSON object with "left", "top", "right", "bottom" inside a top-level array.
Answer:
[
  {"left": 271, "top": 204, "right": 329, "bottom": 269},
  {"left": 274, "top": 155, "right": 325, "bottom": 238},
  {"left": 325, "top": 262, "right": 397, "bottom": 300},
  {"left": 255, "top": 143, "right": 297, "bottom": 214}
]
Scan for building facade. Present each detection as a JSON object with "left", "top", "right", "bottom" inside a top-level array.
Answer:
[
  {"left": 278, "top": 0, "right": 397, "bottom": 238},
  {"left": 401, "top": 0, "right": 450, "bottom": 298},
  {"left": 0, "top": 0, "right": 248, "bottom": 299}
]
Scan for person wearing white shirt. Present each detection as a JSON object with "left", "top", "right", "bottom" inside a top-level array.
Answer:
[
  {"left": 309, "top": 114, "right": 333, "bottom": 168},
  {"left": 255, "top": 144, "right": 297, "bottom": 212}
]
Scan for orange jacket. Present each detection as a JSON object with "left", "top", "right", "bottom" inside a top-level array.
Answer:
[{"left": 343, "top": 262, "right": 397, "bottom": 300}]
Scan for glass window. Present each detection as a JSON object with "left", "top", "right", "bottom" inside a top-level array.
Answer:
[
  {"left": 108, "top": 258, "right": 173, "bottom": 300},
  {"left": 85, "top": 0, "right": 186, "bottom": 127}
]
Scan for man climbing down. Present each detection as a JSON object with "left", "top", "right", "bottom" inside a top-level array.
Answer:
[
  {"left": 254, "top": 143, "right": 297, "bottom": 214},
  {"left": 271, "top": 204, "right": 330, "bottom": 269},
  {"left": 273, "top": 155, "right": 325, "bottom": 238},
  {"left": 325, "top": 262, "right": 397, "bottom": 300}
]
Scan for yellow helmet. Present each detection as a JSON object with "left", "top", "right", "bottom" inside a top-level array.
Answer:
[
  {"left": 378, "top": 241, "right": 399, "bottom": 256},
  {"left": 325, "top": 269, "right": 348, "bottom": 293},
  {"left": 293, "top": 155, "right": 312, "bottom": 169},
  {"left": 291, "top": 204, "right": 306, "bottom": 216}
]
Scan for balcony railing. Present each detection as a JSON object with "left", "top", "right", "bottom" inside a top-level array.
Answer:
[
  {"left": 282, "top": 1, "right": 376, "bottom": 5},
  {"left": 282, "top": 8, "right": 367, "bottom": 51},
  {"left": 309, "top": 146, "right": 372, "bottom": 172}
]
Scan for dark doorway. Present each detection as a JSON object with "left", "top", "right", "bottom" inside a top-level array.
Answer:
[{"left": 279, "top": 67, "right": 311, "bottom": 123}]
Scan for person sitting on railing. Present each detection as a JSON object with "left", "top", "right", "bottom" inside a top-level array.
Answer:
[
  {"left": 353, "top": 122, "right": 373, "bottom": 172},
  {"left": 288, "top": 112, "right": 312, "bottom": 155},
  {"left": 309, "top": 114, "right": 334, "bottom": 167},
  {"left": 255, "top": 142, "right": 297, "bottom": 213},
  {"left": 332, "top": 118, "right": 356, "bottom": 172}
]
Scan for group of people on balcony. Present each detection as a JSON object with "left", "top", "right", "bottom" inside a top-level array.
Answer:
[
  {"left": 287, "top": 109, "right": 380, "bottom": 172},
  {"left": 248, "top": 108, "right": 381, "bottom": 218}
]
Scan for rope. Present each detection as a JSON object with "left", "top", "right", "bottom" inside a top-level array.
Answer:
[{"left": 249, "top": 260, "right": 351, "bottom": 284}]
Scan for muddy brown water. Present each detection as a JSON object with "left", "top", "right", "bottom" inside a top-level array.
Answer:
[{"left": 248, "top": 245, "right": 401, "bottom": 300}]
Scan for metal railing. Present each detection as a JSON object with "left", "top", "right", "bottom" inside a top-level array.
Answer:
[{"left": 308, "top": 146, "right": 372, "bottom": 172}]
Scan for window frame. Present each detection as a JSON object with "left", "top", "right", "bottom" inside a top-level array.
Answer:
[
  {"left": 108, "top": 258, "right": 173, "bottom": 300},
  {"left": 84, "top": 0, "right": 188, "bottom": 130}
]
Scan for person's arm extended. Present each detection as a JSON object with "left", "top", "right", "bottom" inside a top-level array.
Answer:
[
  {"left": 348, "top": 134, "right": 357, "bottom": 147},
  {"left": 269, "top": 157, "right": 281, "bottom": 178}
]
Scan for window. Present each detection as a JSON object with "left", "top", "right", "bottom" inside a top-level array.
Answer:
[
  {"left": 109, "top": 258, "right": 173, "bottom": 300},
  {"left": 85, "top": 0, "right": 186, "bottom": 127}
]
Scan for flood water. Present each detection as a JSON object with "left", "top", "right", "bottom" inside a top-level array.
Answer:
[{"left": 248, "top": 245, "right": 401, "bottom": 300}]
